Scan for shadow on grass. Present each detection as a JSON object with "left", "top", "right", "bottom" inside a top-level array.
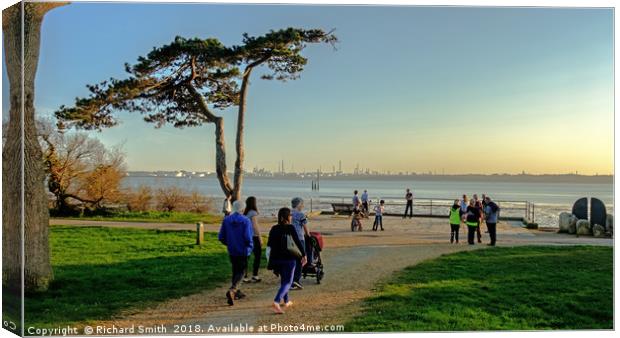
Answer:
[
  {"left": 348, "top": 246, "right": 613, "bottom": 331},
  {"left": 23, "top": 226, "right": 232, "bottom": 328}
]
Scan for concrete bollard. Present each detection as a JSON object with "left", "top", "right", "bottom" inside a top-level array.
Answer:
[{"left": 196, "top": 222, "right": 204, "bottom": 245}]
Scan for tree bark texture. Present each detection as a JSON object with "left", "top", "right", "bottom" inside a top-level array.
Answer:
[{"left": 2, "top": 2, "right": 65, "bottom": 293}]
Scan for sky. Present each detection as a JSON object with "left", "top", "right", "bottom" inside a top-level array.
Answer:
[{"left": 2, "top": 4, "right": 614, "bottom": 175}]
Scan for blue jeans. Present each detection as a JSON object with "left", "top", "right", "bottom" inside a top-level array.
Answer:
[
  {"left": 273, "top": 259, "right": 296, "bottom": 303},
  {"left": 293, "top": 240, "right": 305, "bottom": 283},
  {"left": 373, "top": 215, "right": 383, "bottom": 230}
]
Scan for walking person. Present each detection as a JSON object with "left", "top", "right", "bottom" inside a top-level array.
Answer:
[
  {"left": 291, "top": 197, "right": 310, "bottom": 290},
  {"left": 267, "top": 207, "right": 307, "bottom": 314},
  {"left": 473, "top": 194, "right": 483, "bottom": 243},
  {"left": 352, "top": 190, "right": 361, "bottom": 211},
  {"left": 361, "top": 190, "right": 370, "bottom": 217},
  {"left": 465, "top": 199, "right": 482, "bottom": 245},
  {"left": 243, "top": 196, "right": 262, "bottom": 283},
  {"left": 403, "top": 188, "right": 414, "bottom": 219},
  {"left": 218, "top": 200, "right": 254, "bottom": 306},
  {"left": 483, "top": 196, "right": 500, "bottom": 246},
  {"left": 222, "top": 195, "right": 232, "bottom": 216},
  {"left": 373, "top": 200, "right": 385, "bottom": 231},
  {"left": 449, "top": 199, "right": 461, "bottom": 244}
]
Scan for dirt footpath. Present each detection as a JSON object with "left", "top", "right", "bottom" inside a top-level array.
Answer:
[
  {"left": 66, "top": 215, "right": 611, "bottom": 333},
  {"left": 94, "top": 244, "right": 473, "bottom": 334}
]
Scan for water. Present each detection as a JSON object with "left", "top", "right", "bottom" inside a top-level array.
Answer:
[{"left": 122, "top": 176, "right": 613, "bottom": 227}]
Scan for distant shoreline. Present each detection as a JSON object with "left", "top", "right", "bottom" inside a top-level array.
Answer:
[{"left": 126, "top": 172, "right": 613, "bottom": 184}]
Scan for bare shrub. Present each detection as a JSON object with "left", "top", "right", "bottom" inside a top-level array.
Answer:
[
  {"left": 187, "top": 190, "right": 214, "bottom": 213},
  {"left": 156, "top": 186, "right": 187, "bottom": 212},
  {"left": 125, "top": 185, "right": 153, "bottom": 212}
]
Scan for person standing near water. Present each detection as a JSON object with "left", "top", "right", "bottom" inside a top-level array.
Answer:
[
  {"left": 352, "top": 190, "right": 361, "bottom": 211},
  {"left": 373, "top": 200, "right": 385, "bottom": 231},
  {"left": 460, "top": 194, "right": 468, "bottom": 217},
  {"left": 218, "top": 200, "right": 254, "bottom": 306},
  {"left": 449, "top": 199, "right": 461, "bottom": 243},
  {"left": 483, "top": 196, "right": 500, "bottom": 246},
  {"left": 403, "top": 188, "right": 414, "bottom": 219},
  {"left": 291, "top": 197, "right": 310, "bottom": 290},
  {"left": 361, "top": 190, "right": 369, "bottom": 217},
  {"left": 243, "top": 196, "right": 262, "bottom": 283},
  {"left": 473, "top": 194, "right": 483, "bottom": 243},
  {"left": 267, "top": 207, "right": 307, "bottom": 314},
  {"left": 465, "top": 199, "right": 482, "bottom": 245},
  {"left": 222, "top": 196, "right": 232, "bottom": 216}
]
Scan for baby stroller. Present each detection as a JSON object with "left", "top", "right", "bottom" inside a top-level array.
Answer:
[{"left": 302, "top": 231, "right": 325, "bottom": 284}]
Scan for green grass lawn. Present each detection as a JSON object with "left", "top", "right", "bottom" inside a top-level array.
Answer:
[
  {"left": 347, "top": 246, "right": 613, "bottom": 331},
  {"left": 16, "top": 225, "right": 256, "bottom": 328},
  {"left": 54, "top": 210, "right": 222, "bottom": 224}
]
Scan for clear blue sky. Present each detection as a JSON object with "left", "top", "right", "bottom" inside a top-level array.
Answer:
[{"left": 2, "top": 4, "right": 614, "bottom": 174}]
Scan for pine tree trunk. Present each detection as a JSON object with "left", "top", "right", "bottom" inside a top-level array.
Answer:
[
  {"left": 232, "top": 69, "right": 252, "bottom": 202},
  {"left": 214, "top": 117, "right": 234, "bottom": 199},
  {"left": 2, "top": 2, "right": 65, "bottom": 293}
]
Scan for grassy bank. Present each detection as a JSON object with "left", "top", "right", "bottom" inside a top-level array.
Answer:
[
  {"left": 20, "top": 226, "right": 234, "bottom": 328},
  {"left": 347, "top": 246, "right": 612, "bottom": 331},
  {"left": 54, "top": 210, "right": 222, "bottom": 224}
]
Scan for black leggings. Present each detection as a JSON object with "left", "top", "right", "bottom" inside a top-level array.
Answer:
[
  {"left": 450, "top": 224, "right": 459, "bottom": 242},
  {"left": 404, "top": 201, "right": 413, "bottom": 218},
  {"left": 467, "top": 226, "right": 477, "bottom": 245},
  {"left": 245, "top": 236, "right": 262, "bottom": 277}
]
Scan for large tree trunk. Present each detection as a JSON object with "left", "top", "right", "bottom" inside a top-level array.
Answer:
[
  {"left": 214, "top": 117, "right": 233, "bottom": 199},
  {"left": 232, "top": 68, "right": 253, "bottom": 201},
  {"left": 2, "top": 2, "right": 65, "bottom": 293}
]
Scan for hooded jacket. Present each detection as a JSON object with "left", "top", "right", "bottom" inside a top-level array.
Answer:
[{"left": 218, "top": 212, "right": 254, "bottom": 256}]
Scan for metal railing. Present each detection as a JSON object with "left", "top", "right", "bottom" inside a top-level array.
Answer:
[{"left": 310, "top": 195, "right": 534, "bottom": 223}]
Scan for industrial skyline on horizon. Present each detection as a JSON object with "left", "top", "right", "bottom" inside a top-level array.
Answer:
[{"left": 2, "top": 4, "right": 612, "bottom": 176}]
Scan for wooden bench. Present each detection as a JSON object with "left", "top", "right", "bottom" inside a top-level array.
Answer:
[{"left": 331, "top": 203, "right": 354, "bottom": 215}]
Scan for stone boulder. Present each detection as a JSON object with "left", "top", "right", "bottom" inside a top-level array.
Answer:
[
  {"left": 558, "top": 212, "right": 578, "bottom": 233},
  {"left": 606, "top": 214, "right": 613, "bottom": 236},
  {"left": 593, "top": 224, "right": 606, "bottom": 238},
  {"left": 568, "top": 217, "right": 578, "bottom": 234},
  {"left": 576, "top": 219, "right": 592, "bottom": 236}
]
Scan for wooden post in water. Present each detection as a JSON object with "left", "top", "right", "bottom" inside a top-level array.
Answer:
[
  {"left": 196, "top": 222, "right": 204, "bottom": 245},
  {"left": 526, "top": 202, "right": 530, "bottom": 222},
  {"left": 316, "top": 169, "right": 320, "bottom": 191}
]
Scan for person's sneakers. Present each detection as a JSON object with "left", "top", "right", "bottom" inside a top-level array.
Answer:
[
  {"left": 284, "top": 301, "right": 294, "bottom": 308},
  {"left": 291, "top": 282, "right": 303, "bottom": 290},
  {"left": 226, "top": 290, "right": 235, "bottom": 306},
  {"left": 242, "top": 277, "right": 251, "bottom": 283},
  {"left": 235, "top": 290, "right": 246, "bottom": 300},
  {"left": 381, "top": 228, "right": 384, "bottom": 231},
  {"left": 487, "top": 243, "right": 496, "bottom": 246},
  {"left": 251, "top": 276, "right": 262, "bottom": 283},
  {"left": 272, "top": 302, "right": 284, "bottom": 314},
  {"left": 477, "top": 239, "right": 482, "bottom": 243}
]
